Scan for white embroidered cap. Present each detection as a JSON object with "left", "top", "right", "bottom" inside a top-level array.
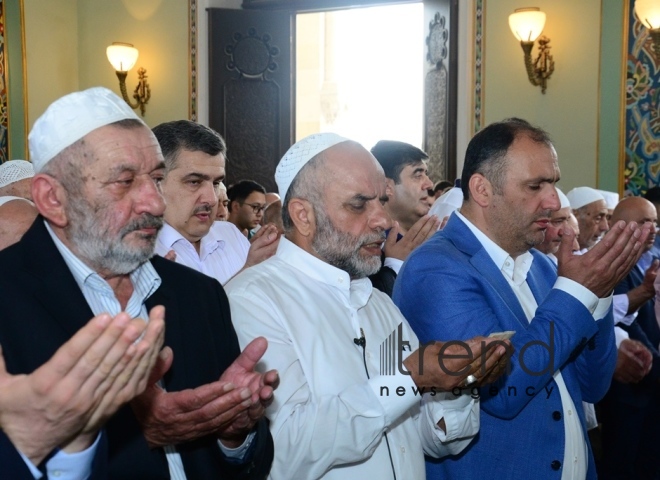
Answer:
[
  {"left": 28, "top": 87, "right": 143, "bottom": 172},
  {"left": 0, "top": 160, "right": 34, "bottom": 188},
  {"left": 276, "top": 133, "right": 349, "bottom": 199},
  {"left": 556, "top": 187, "right": 570, "bottom": 209},
  {"left": 566, "top": 187, "right": 606, "bottom": 210},
  {"left": 596, "top": 189, "right": 619, "bottom": 210},
  {"left": 429, "top": 187, "right": 463, "bottom": 220}
]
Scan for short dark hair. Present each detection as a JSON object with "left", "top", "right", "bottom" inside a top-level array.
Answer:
[
  {"left": 461, "top": 117, "right": 552, "bottom": 200},
  {"left": 227, "top": 180, "right": 266, "bottom": 211},
  {"left": 644, "top": 186, "right": 660, "bottom": 205},
  {"left": 433, "top": 180, "right": 453, "bottom": 194},
  {"left": 370, "top": 140, "right": 428, "bottom": 183},
  {"left": 152, "top": 120, "right": 226, "bottom": 171}
]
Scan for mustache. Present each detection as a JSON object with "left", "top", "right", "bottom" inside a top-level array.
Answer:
[
  {"left": 120, "top": 214, "right": 163, "bottom": 237},
  {"left": 534, "top": 210, "right": 554, "bottom": 222},
  {"left": 360, "top": 230, "right": 387, "bottom": 246},
  {"left": 193, "top": 205, "right": 213, "bottom": 215}
]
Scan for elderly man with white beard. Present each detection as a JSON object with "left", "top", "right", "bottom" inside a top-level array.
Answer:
[
  {"left": 0, "top": 87, "right": 276, "bottom": 479},
  {"left": 225, "top": 133, "right": 511, "bottom": 479}
]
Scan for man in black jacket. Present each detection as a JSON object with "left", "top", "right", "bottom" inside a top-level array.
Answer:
[
  {"left": 599, "top": 196, "right": 660, "bottom": 479},
  {"left": 0, "top": 87, "right": 275, "bottom": 479}
]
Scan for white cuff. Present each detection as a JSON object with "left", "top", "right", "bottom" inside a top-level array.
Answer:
[
  {"left": 592, "top": 294, "right": 613, "bottom": 321},
  {"left": 554, "top": 277, "right": 600, "bottom": 316},
  {"left": 614, "top": 326, "right": 630, "bottom": 349},
  {"left": 368, "top": 370, "right": 421, "bottom": 427},
  {"left": 34, "top": 433, "right": 101, "bottom": 480},
  {"left": 218, "top": 430, "right": 256, "bottom": 460},
  {"left": 383, "top": 257, "right": 404, "bottom": 275}
]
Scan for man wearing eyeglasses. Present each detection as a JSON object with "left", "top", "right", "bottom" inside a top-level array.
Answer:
[{"left": 228, "top": 180, "right": 268, "bottom": 239}]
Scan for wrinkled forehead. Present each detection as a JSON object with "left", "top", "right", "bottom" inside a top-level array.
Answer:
[
  {"left": 583, "top": 199, "right": 607, "bottom": 215},
  {"left": 80, "top": 123, "right": 163, "bottom": 170}
]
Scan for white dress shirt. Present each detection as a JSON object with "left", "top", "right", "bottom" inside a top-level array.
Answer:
[
  {"left": 155, "top": 221, "right": 249, "bottom": 285},
  {"left": 226, "top": 237, "right": 479, "bottom": 480},
  {"left": 457, "top": 212, "right": 612, "bottom": 480}
]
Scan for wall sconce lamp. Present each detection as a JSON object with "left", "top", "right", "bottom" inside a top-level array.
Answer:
[
  {"left": 106, "top": 42, "right": 151, "bottom": 116},
  {"left": 634, "top": 0, "right": 660, "bottom": 61},
  {"left": 509, "top": 7, "right": 555, "bottom": 94}
]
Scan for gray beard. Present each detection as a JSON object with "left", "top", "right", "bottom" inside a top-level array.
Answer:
[
  {"left": 65, "top": 197, "right": 163, "bottom": 275},
  {"left": 312, "top": 206, "right": 384, "bottom": 279}
]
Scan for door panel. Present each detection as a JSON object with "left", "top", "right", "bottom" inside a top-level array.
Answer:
[
  {"left": 208, "top": 9, "right": 293, "bottom": 192},
  {"left": 208, "top": 2, "right": 457, "bottom": 188},
  {"left": 423, "top": 0, "right": 458, "bottom": 183}
]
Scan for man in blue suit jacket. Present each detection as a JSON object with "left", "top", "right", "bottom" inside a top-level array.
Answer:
[{"left": 394, "top": 118, "right": 649, "bottom": 479}]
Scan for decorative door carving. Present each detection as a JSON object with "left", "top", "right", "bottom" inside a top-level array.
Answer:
[{"left": 208, "top": 9, "right": 292, "bottom": 192}]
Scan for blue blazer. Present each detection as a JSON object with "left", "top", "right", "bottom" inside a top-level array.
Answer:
[{"left": 393, "top": 213, "right": 616, "bottom": 480}]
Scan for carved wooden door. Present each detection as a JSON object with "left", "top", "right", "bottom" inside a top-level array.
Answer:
[
  {"left": 208, "top": 9, "right": 292, "bottom": 192},
  {"left": 208, "top": 2, "right": 458, "bottom": 191},
  {"left": 424, "top": 0, "right": 457, "bottom": 183}
]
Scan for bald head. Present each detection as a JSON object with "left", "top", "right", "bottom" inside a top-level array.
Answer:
[
  {"left": 611, "top": 196, "right": 657, "bottom": 251},
  {"left": 263, "top": 200, "right": 284, "bottom": 234},
  {"left": 0, "top": 199, "right": 38, "bottom": 250}
]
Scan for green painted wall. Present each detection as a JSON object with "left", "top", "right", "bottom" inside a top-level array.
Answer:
[
  {"left": 77, "top": 0, "right": 188, "bottom": 127},
  {"left": 23, "top": 0, "right": 79, "bottom": 130},
  {"left": 23, "top": 0, "right": 188, "bottom": 131},
  {"left": 483, "top": 0, "right": 603, "bottom": 191},
  {"left": 5, "top": 0, "right": 28, "bottom": 159},
  {"left": 598, "top": 0, "right": 625, "bottom": 193}
]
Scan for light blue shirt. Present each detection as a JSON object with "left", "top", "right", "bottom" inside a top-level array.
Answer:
[{"left": 41, "top": 221, "right": 251, "bottom": 480}]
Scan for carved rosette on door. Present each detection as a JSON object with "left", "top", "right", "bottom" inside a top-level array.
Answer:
[{"left": 425, "top": 12, "right": 449, "bottom": 184}]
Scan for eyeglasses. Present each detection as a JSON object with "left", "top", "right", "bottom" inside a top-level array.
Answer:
[{"left": 242, "top": 202, "right": 266, "bottom": 214}]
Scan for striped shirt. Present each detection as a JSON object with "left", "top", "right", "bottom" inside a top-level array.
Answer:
[{"left": 45, "top": 220, "right": 251, "bottom": 479}]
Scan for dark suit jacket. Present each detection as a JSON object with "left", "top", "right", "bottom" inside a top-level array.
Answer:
[
  {"left": 0, "top": 431, "right": 38, "bottom": 480},
  {"left": 368, "top": 263, "right": 396, "bottom": 297},
  {"left": 0, "top": 218, "right": 273, "bottom": 479},
  {"left": 607, "top": 265, "right": 660, "bottom": 407},
  {"left": 0, "top": 425, "right": 109, "bottom": 480}
]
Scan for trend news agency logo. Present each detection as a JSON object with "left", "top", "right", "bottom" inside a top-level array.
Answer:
[{"left": 377, "top": 323, "right": 562, "bottom": 398}]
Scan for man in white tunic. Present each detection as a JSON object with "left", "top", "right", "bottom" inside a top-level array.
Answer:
[{"left": 226, "top": 133, "right": 510, "bottom": 479}]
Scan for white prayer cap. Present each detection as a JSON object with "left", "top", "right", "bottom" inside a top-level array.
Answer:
[
  {"left": 596, "top": 189, "right": 619, "bottom": 210},
  {"left": 0, "top": 160, "right": 34, "bottom": 188},
  {"left": 429, "top": 187, "right": 463, "bottom": 219},
  {"left": 276, "top": 133, "right": 349, "bottom": 199},
  {"left": 556, "top": 187, "right": 570, "bottom": 209},
  {"left": 566, "top": 187, "right": 605, "bottom": 210},
  {"left": 28, "top": 87, "right": 143, "bottom": 172}
]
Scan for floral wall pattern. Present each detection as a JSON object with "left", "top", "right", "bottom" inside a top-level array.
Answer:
[
  {"left": 625, "top": 0, "right": 660, "bottom": 195},
  {"left": 0, "top": 0, "right": 8, "bottom": 164}
]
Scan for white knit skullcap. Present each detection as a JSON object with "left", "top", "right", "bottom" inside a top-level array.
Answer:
[
  {"left": 276, "top": 133, "right": 349, "bottom": 199},
  {"left": 596, "top": 189, "right": 619, "bottom": 210},
  {"left": 556, "top": 187, "right": 570, "bottom": 209},
  {"left": 429, "top": 187, "right": 463, "bottom": 219},
  {"left": 0, "top": 160, "right": 34, "bottom": 188},
  {"left": 566, "top": 187, "right": 605, "bottom": 210},
  {"left": 28, "top": 87, "right": 143, "bottom": 172}
]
